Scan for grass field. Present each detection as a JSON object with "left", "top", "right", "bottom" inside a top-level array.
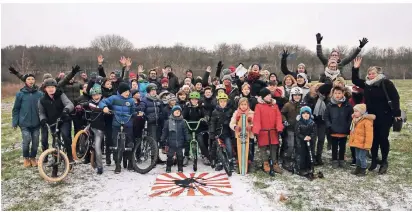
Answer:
[{"left": 1, "top": 80, "right": 411, "bottom": 210}]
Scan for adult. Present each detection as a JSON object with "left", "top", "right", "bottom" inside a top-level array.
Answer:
[
  {"left": 162, "top": 65, "right": 179, "bottom": 94},
  {"left": 246, "top": 64, "right": 267, "bottom": 97},
  {"left": 352, "top": 57, "right": 401, "bottom": 174},
  {"left": 281, "top": 50, "right": 311, "bottom": 82},
  {"left": 316, "top": 33, "right": 368, "bottom": 70},
  {"left": 146, "top": 67, "right": 161, "bottom": 91}
]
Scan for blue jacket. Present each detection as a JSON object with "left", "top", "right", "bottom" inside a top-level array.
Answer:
[
  {"left": 141, "top": 95, "right": 162, "bottom": 125},
  {"left": 12, "top": 86, "right": 43, "bottom": 128},
  {"left": 139, "top": 81, "right": 149, "bottom": 98},
  {"left": 161, "top": 115, "right": 189, "bottom": 149},
  {"left": 99, "top": 92, "right": 137, "bottom": 127}
]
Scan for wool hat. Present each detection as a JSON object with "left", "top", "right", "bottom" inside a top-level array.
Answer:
[
  {"left": 195, "top": 78, "right": 202, "bottom": 85},
  {"left": 131, "top": 89, "right": 139, "bottom": 97},
  {"left": 89, "top": 84, "right": 102, "bottom": 95},
  {"left": 181, "top": 85, "right": 190, "bottom": 90},
  {"left": 129, "top": 72, "right": 137, "bottom": 79},
  {"left": 251, "top": 63, "right": 262, "bottom": 70},
  {"left": 222, "top": 75, "right": 232, "bottom": 82},
  {"left": 118, "top": 82, "right": 130, "bottom": 95},
  {"left": 161, "top": 77, "right": 169, "bottom": 84},
  {"left": 222, "top": 69, "right": 232, "bottom": 76},
  {"left": 297, "top": 63, "right": 306, "bottom": 68},
  {"left": 114, "top": 70, "right": 122, "bottom": 78},
  {"left": 23, "top": 73, "right": 35, "bottom": 82},
  {"left": 354, "top": 104, "right": 367, "bottom": 115},
  {"left": 167, "top": 94, "right": 178, "bottom": 103},
  {"left": 229, "top": 66, "right": 236, "bottom": 73},
  {"left": 259, "top": 88, "right": 271, "bottom": 98},
  {"left": 90, "top": 72, "right": 98, "bottom": 80},
  {"left": 42, "top": 73, "right": 53, "bottom": 82},
  {"left": 43, "top": 78, "right": 58, "bottom": 87},
  {"left": 297, "top": 73, "right": 308, "bottom": 84},
  {"left": 300, "top": 106, "right": 312, "bottom": 116},
  {"left": 171, "top": 105, "right": 182, "bottom": 113}
]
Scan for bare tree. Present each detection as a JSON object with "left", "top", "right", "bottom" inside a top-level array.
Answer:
[{"left": 90, "top": 34, "right": 134, "bottom": 52}]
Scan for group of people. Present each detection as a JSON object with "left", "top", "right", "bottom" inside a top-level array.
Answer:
[{"left": 10, "top": 33, "right": 402, "bottom": 178}]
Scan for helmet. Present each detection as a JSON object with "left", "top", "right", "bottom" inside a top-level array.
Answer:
[
  {"left": 146, "top": 83, "right": 158, "bottom": 93},
  {"left": 189, "top": 91, "right": 201, "bottom": 99},
  {"left": 215, "top": 84, "right": 225, "bottom": 91},
  {"left": 43, "top": 78, "right": 57, "bottom": 87},
  {"left": 290, "top": 87, "right": 303, "bottom": 95},
  {"left": 89, "top": 84, "right": 102, "bottom": 95},
  {"left": 217, "top": 93, "right": 228, "bottom": 100}
]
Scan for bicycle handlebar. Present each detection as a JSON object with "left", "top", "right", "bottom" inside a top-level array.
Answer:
[{"left": 184, "top": 118, "right": 207, "bottom": 131}]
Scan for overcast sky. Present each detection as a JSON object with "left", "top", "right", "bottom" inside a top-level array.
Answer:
[{"left": 2, "top": 3, "right": 412, "bottom": 51}]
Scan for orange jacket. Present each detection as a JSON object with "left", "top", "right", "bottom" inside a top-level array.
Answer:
[{"left": 349, "top": 114, "right": 375, "bottom": 150}]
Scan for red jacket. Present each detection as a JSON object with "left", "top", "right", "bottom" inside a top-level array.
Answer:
[{"left": 252, "top": 103, "right": 284, "bottom": 147}]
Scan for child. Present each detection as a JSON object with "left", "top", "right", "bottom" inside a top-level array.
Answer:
[
  {"left": 12, "top": 74, "right": 43, "bottom": 167},
  {"left": 210, "top": 93, "right": 234, "bottom": 171},
  {"left": 281, "top": 87, "right": 304, "bottom": 172},
  {"left": 99, "top": 82, "right": 137, "bottom": 174},
  {"left": 234, "top": 83, "right": 258, "bottom": 111},
  {"left": 141, "top": 83, "right": 163, "bottom": 151},
  {"left": 324, "top": 86, "right": 353, "bottom": 169},
  {"left": 294, "top": 106, "right": 317, "bottom": 177},
  {"left": 229, "top": 97, "right": 255, "bottom": 173},
  {"left": 177, "top": 90, "right": 188, "bottom": 110},
  {"left": 183, "top": 91, "right": 210, "bottom": 166},
  {"left": 160, "top": 77, "right": 170, "bottom": 93},
  {"left": 252, "top": 88, "right": 284, "bottom": 175},
  {"left": 162, "top": 94, "right": 178, "bottom": 123},
  {"left": 82, "top": 84, "right": 106, "bottom": 174},
  {"left": 348, "top": 85, "right": 366, "bottom": 166},
  {"left": 349, "top": 104, "right": 374, "bottom": 176},
  {"left": 282, "top": 75, "right": 297, "bottom": 101},
  {"left": 161, "top": 106, "right": 189, "bottom": 173}
]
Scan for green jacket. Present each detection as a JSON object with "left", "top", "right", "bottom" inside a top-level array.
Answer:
[{"left": 12, "top": 86, "right": 43, "bottom": 128}]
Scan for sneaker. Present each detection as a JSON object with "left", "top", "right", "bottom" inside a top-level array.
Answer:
[
  {"left": 183, "top": 157, "right": 189, "bottom": 167},
  {"left": 215, "top": 163, "right": 223, "bottom": 171},
  {"left": 378, "top": 162, "right": 388, "bottom": 175},
  {"left": 332, "top": 160, "right": 339, "bottom": 169},
  {"left": 97, "top": 167, "right": 103, "bottom": 175},
  {"left": 114, "top": 164, "right": 121, "bottom": 174},
  {"left": 350, "top": 159, "right": 357, "bottom": 167},
  {"left": 356, "top": 168, "right": 367, "bottom": 177},
  {"left": 23, "top": 158, "right": 31, "bottom": 168}
]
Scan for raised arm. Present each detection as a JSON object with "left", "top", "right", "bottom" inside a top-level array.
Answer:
[
  {"left": 280, "top": 50, "right": 295, "bottom": 77},
  {"left": 215, "top": 61, "right": 223, "bottom": 78},
  {"left": 202, "top": 66, "right": 211, "bottom": 87},
  {"left": 351, "top": 57, "right": 366, "bottom": 89},
  {"left": 316, "top": 33, "right": 328, "bottom": 66},
  {"left": 123, "top": 57, "right": 132, "bottom": 82},
  {"left": 8, "top": 66, "right": 25, "bottom": 82},
  {"left": 97, "top": 55, "right": 106, "bottom": 77},
  {"left": 339, "top": 38, "right": 368, "bottom": 67},
  {"left": 58, "top": 65, "right": 81, "bottom": 88}
]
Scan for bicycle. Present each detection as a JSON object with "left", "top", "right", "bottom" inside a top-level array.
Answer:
[
  {"left": 38, "top": 118, "right": 71, "bottom": 182},
  {"left": 132, "top": 120, "right": 158, "bottom": 174},
  {"left": 109, "top": 111, "right": 134, "bottom": 170},
  {"left": 215, "top": 126, "right": 232, "bottom": 177},
  {"left": 72, "top": 109, "right": 104, "bottom": 168},
  {"left": 184, "top": 118, "right": 207, "bottom": 172}
]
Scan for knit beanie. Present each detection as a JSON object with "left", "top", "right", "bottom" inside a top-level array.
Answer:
[
  {"left": 297, "top": 63, "right": 306, "bottom": 68},
  {"left": 297, "top": 73, "right": 308, "bottom": 84},
  {"left": 300, "top": 106, "right": 312, "bottom": 116},
  {"left": 161, "top": 77, "right": 169, "bottom": 84},
  {"left": 195, "top": 78, "right": 202, "bottom": 85},
  {"left": 353, "top": 104, "right": 367, "bottom": 115},
  {"left": 222, "top": 75, "right": 232, "bottom": 82},
  {"left": 23, "top": 73, "right": 35, "bottom": 82},
  {"left": 42, "top": 73, "right": 53, "bottom": 82},
  {"left": 259, "top": 88, "right": 271, "bottom": 98},
  {"left": 171, "top": 105, "right": 182, "bottom": 114},
  {"left": 118, "top": 82, "right": 130, "bottom": 95}
]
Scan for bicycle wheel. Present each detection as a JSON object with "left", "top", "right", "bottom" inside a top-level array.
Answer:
[
  {"left": 192, "top": 143, "right": 198, "bottom": 172},
  {"left": 38, "top": 148, "right": 70, "bottom": 182},
  {"left": 72, "top": 130, "right": 90, "bottom": 160},
  {"left": 132, "top": 136, "right": 158, "bottom": 174},
  {"left": 218, "top": 148, "right": 232, "bottom": 177}
]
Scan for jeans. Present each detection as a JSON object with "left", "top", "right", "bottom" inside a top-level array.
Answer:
[
  {"left": 315, "top": 121, "right": 326, "bottom": 157},
  {"left": 41, "top": 124, "right": 49, "bottom": 151},
  {"left": 92, "top": 128, "right": 104, "bottom": 168},
  {"left": 355, "top": 148, "right": 368, "bottom": 169},
  {"left": 331, "top": 136, "right": 347, "bottom": 161},
  {"left": 50, "top": 121, "right": 73, "bottom": 161},
  {"left": 21, "top": 126, "right": 40, "bottom": 158},
  {"left": 224, "top": 137, "right": 232, "bottom": 160},
  {"left": 111, "top": 125, "right": 134, "bottom": 165}
]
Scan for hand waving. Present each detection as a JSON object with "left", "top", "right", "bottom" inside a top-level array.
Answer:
[
  {"left": 353, "top": 57, "right": 363, "bottom": 69},
  {"left": 359, "top": 37, "right": 369, "bottom": 48},
  {"left": 316, "top": 33, "right": 323, "bottom": 44}
]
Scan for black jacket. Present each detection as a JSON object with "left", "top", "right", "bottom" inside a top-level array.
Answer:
[
  {"left": 234, "top": 94, "right": 258, "bottom": 111},
  {"left": 38, "top": 89, "right": 74, "bottom": 124},
  {"left": 167, "top": 72, "right": 180, "bottom": 94},
  {"left": 324, "top": 100, "right": 353, "bottom": 135},
  {"left": 247, "top": 79, "right": 267, "bottom": 97},
  {"left": 183, "top": 103, "right": 209, "bottom": 132},
  {"left": 81, "top": 100, "right": 106, "bottom": 131},
  {"left": 201, "top": 96, "right": 217, "bottom": 118},
  {"left": 161, "top": 115, "right": 190, "bottom": 149},
  {"left": 210, "top": 106, "right": 234, "bottom": 139},
  {"left": 281, "top": 57, "right": 311, "bottom": 82}
]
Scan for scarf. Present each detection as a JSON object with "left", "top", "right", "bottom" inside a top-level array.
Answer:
[
  {"left": 313, "top": 93, "right": 326, "bottom": 117},
  {"left": 350, "top": 114, "right": 366, "bottom": 132},
  {"left": 247, "top": 71, "right": 260, "bottom": 82},
  {"left": 146, "top": 95, "right": 158, "bottom": 101},
  {"left": 330, "top": 96, "right": 346, "bottom": 105},
  {"left": 169, "top": 115, "right": 183, "bottom": 132},
  {"left": 365, "top": 74, "right": 385, "bottom": 86},
  {"left": 235, "top": 107, "right": 250, "bottom": 123},
  {"left": 324, "top": 68, "right": 340, "bottom": 81},
  {"left": 225, "top": 84, "right": 232, "bottom": 95}
]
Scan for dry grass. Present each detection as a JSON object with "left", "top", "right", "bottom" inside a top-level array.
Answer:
[{"left": 1, "top": 83, "right": 25, "bottom": 99}]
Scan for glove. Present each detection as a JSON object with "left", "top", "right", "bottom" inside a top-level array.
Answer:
[
  {"left": 359, "top": 37, "right": 369, "bottom": 48},
  {"left": 247, "top": 116, "right": 252, "bottom": 123},
  {"left": 217, "top": 61, "right": 223, "bottom": 71},
  {"left": 62, "top": 108, "right": 70, "bottom": 117},
  {"left": 8, "top": 66, "right": 18, "bottom": 75},
  {"left": 281, "top": 49, "right": 289, "bottom": 59},
  {"left": 75, "top": 105, "right": 83, "bottom": 112},
  {"left": 283, "top": 121, "right": 289, "bottom": 127},
  {"left": 40, "top": 119, "right": 47, "bottom": 127},
  {"left": 316, "top": 33, "right": 323, "bottom": 44},
  {"left": 71, "top": 65, "right": 81, "bottom": 75},
  {"left": 235, "top": 126, "right": 242, "bottom": 133}
]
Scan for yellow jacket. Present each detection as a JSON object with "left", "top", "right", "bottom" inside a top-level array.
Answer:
[{"left": 349, "top": 114, "right": 375, "bottom": 150}]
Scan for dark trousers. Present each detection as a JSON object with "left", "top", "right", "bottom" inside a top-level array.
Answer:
[
  {"left": 167, "top": 147, "right": 184, "bottom": 171},
  {"left": 41, "top": 124, "right": 49, "bottom": 151},
  {"left": 72, "top": 115, "right": 86, "bottom": 136},
  {"left": 331, "top": 136, "right": 347, "bottom": 161},
  {"left": 104, "top": 116, "right": 113, "bottom": 156},
  {"left": 351, "top": 147, "right": 356, "bottom": 162},
  {"left": 315, "top": 121, "right": 326, "bottom": 157},
  {"left": 371, "top": 122, "right": 391, "bottom": 164},
  {"left": 111, "top": 125, "right": 134, "bottom": 165},
  {"left": 50, "top": 121, "right": 73, "bottom": 161}
]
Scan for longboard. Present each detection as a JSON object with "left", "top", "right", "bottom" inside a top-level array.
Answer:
[{"left": 236, "top": 114, "right": 250, "bottom": 175}]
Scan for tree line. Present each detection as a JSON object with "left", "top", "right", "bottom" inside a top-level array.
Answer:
[{"left": 2, "top": 34, "right": 412, "bottom": 83}]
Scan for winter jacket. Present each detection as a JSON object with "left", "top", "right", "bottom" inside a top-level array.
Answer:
[
  {"left": 252, "top": 102, "right": 284, "bottom": 146},
  {"left": 81, "top": 99, "right": 106, "bottom": 131},
  {"left": 162, "top": 104, "right": 173, "bottom": 122},
  {"left": 59, "top": 72, "right": 82, "bottom": 104},
  {"left": 140, "top": 95, "right": 162, "bottom": 126},
  {"left": 281, "top": 101, "right": 303, "bottom": 131},
  {"left": 167, "top": 72, "right": 180, "bottom": 94},
  {"left": 210, "top": 106, "right": 234, "bottom": 139},
  {"left": 316, "top": 44, "right": 361, "bottom": 70},
  {"left": 324, "top": 100, "right": 353, "bottom": 135},
  {"left": 183, "top": 103, "right": 209, "bottom": 133},
  {"left": 39, "top": 90, "right": 74, "bottom": 124},
  {"left": 161, "top": 115, "right": 190, "bottom": 149},
  {"left": 294, "top": 118, "right": 317, "bottom": 174},
  {"left": 201, "top": 96, "right": 217, "bottom": 118},
  {"left": 352, "top": 67, "right": 401, "bottom": 127},
  {"left": 247, "top": 79, "right": 267, "bottom": 97},
  {"left": 234, "top": 94, "right": 258, "bottom": 111},
  {"left": 12, "top": 86, "right": 43, "bottom": 128},
  {"left": 281, "top": 57, "right": 311, "bottom": 82},
  {"left": 98, "top": 92, "right": 136, "bottom": 127},
  {"left": 295, "top": 118, "right": 317, "bottom": 144},
  {"left": 229, "top": 109, "right": 255, "bottom": 139},
  {"left": 349, "top": 114, "right": 375, "bottom": 150}
]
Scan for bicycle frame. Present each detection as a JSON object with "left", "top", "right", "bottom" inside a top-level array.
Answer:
[
  {"left": 184, "top": 118, "right": 206, "bottom": 158},
  {"left": 46, "top": 118, "right": 65, "bottom": 165}
]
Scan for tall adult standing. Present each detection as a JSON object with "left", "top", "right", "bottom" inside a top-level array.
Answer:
[{"left": 352, "top": 57, "right": 401, "bottom": 174}]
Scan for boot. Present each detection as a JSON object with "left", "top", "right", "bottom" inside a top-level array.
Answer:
[
  {"left": 350, "top": 159, "right": 357, "bottom": 167},
  {"left": 263, "top": 161, "right": 270, "bottom": 172},
  {"left": 166, "top": 166, "right": 171, "bottom": 173},
  {"left": 203, "top": 157, "right": 211, "bottom": 166},
  {"left": 369, "top": 160, "right": 378, "bottom": 171},
  {"left": 23, "top": 158, "right": 31, "bottom": 168},
  {"left": 123, "top": 156, "right": 128, "bottom": 169},
  {"left": 97, "top": 167, "right": 103, "bottom": 175},
  {"left": 211, "top": 159, "right": 216, "bottom": 168},
  {"left": 127, "top": 158, "right": 134, "bottom": 171},
  {"left": 351, "top": 166, "right": 361, "bottom": 175},
  {"left": 356, "top": 168, "right": 366, "bottom": 176},
  {"left": 183, "top": 156, "right": 189, "bottom": 166},
  {"left": 338, "top": 160, "right": 346, "bottom": 168},
  {"left": 378, "top": 161, "right": 388, "bottom": 175},
  {"left": 30, "top": 158, "right": 38, "bottom": 167},
  {"left": 177, "top": 158, "right": 184, "bottom": 173},
  {"left": 332, "top": 160, "right": 339, "bottom": 169},
  {"left": 315, "top": 155, "right": 324, "bottom": 166},
  {"left": 215, "top": 163, "right": 223, "bottom": 171},
  {"left": 106, "top": 153, "right": 111, "bottom": 165},
  {"left": 273, "top": 163, "right": 283, "bottom": 174},
  {"left": 114, "top": 164, "right": 121, "bottom": 174},
  {"left": 247, "top": 161, "right": 255, "bottom": 173}
]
